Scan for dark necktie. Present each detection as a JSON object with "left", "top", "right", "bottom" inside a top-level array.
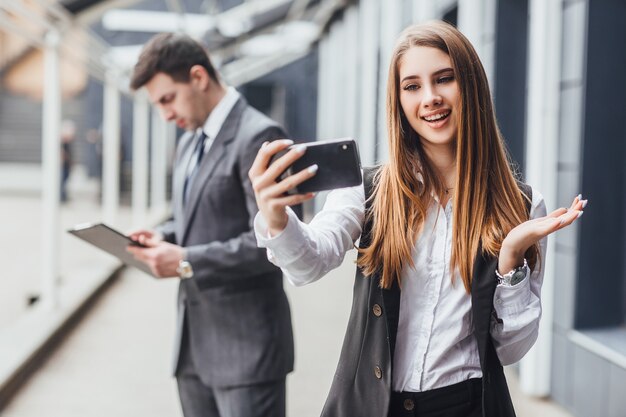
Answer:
[{"left": 183, "top": 131, "right": 208, "bottom": 205}]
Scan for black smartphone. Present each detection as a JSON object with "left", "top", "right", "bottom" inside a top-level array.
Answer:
[{"left": 275, "top": 138, "right": 362, "bottom": 194}]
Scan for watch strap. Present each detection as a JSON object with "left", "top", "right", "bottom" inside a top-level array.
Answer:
[{"left": 496, "top": 258, "right": 528, "bottom": 286}]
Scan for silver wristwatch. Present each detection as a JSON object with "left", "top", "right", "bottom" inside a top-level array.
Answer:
[
  {"left": 496, "top": 258, "right": 528, "bottom": 286},
  {"left": 176, "top": 260, "right": 194, "bottom": 279}
]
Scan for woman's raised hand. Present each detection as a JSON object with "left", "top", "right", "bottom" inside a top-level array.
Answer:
[
  {"left": 248, "top": 139, "right": 318, "bottom": 236},
  {"left": 498, "top": 195, "right": 588, "bottom": 274}
]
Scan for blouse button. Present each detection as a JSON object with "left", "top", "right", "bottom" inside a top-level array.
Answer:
[
  {"left": 374, "top": 366, "right": 382, "bottom": 379},
  {"left": 403, "top": 399, "right": 415, "bottom": 411}
]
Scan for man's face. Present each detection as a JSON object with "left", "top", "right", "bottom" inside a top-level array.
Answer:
[{"left": 144, "top": 71, "right": 208, "bottom": 132}]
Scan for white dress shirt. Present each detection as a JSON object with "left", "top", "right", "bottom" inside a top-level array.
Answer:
[
  {"left": 183, "top": 86, "right": 241, "bottom": 200},
  {"left": 255, "top": 184, "right": 547, "bottom": 392},
  {"left": 200, "top": 86, "right": 240, "bottom": 154}
]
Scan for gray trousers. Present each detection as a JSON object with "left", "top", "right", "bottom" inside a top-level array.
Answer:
[{"left": 176, "top": 321, "right": 286, "bottom": 417}]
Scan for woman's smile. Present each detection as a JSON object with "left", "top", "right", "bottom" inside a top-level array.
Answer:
[{"left": 420, "top": 109, "right": 452, "bottom": 128}]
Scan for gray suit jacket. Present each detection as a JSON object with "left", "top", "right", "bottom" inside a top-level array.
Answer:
[{"left": 158, "top": 97, "right": 294, "bottom": 388}]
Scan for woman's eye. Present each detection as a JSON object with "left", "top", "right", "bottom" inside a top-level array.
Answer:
[
  {"left": 437, "top": 76, "right": 454, "bottom": 84},
  {"left": 403, "top": 84, "right": 419, "bottom": 91}
]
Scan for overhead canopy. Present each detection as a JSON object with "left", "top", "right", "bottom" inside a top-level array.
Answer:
[
  {"left": 1, "top": 0, "right": 351, "bottom": 93},
  {"left": 59, "top": 0, "right": 107, "bottom": 14}
]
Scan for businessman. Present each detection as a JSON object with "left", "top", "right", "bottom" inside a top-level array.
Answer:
[{"left": 127, "top": 33, "right": 294, "bottom": 417}]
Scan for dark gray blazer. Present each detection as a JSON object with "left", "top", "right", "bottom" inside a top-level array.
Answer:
[
  {"left": 320, "top": 167, "right": 530, "bottom": 417},
  {"left": 158, "top": 97, "right": 294, "bottom": 388}
]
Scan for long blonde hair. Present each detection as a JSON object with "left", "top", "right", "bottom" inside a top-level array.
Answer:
[{"left": 357, "top": 21, "right": 538, "bottom": 292}]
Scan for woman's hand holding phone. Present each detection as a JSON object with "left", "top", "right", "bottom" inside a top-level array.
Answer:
[{"left": 249, "top": 139, "right": 318, "bottom": 236}]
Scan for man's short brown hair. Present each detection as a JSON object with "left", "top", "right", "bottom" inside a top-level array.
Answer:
[{"left": 130, "top": 33, "right": 219, "bottom": 90}]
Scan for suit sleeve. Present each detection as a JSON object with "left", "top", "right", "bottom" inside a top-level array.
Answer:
[
  {"left": 156, "top": 218, "right": 176, "bottom": 244},
  {"left": 184, "top": 125, "right": 286, "bottom": 279}
]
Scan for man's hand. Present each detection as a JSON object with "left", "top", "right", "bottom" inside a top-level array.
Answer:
[
  {"left": 127, "top": 239, "right": 185, "bottom": 278},
  {"left": 127, "top": 229, "right": 164, "bottom": 246}
]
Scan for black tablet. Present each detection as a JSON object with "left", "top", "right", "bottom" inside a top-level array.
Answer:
[{"left": 68, "top": 223, "right": 154, "bottom": 277}]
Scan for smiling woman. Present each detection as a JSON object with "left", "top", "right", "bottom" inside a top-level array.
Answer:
[
  {"left": 398, "top": 47, "right": 458, "bottom": 151},
  {"left": 248, "top": 20, "right": 586, "bottom": 417}
]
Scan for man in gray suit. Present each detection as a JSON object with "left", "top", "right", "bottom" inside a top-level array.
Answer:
[{"left": 127, "top": 33, "right": 294, "bottom": 417}]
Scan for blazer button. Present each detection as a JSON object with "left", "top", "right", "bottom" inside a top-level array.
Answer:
[
  {"left": 374, "top": 365, "right": 382, "bottom": 379},
  {"left": 372, "top": 304, "right": 382, "bottom": 317},
  {"left": 403, "top": 399, "right": 415, "bottom": 411}
]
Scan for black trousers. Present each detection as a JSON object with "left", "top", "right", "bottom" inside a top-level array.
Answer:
[{"left": 388, "top": 378, "right": 483, "bottom": 417}]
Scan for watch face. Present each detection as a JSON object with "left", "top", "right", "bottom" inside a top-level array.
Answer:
[
  {"left": 178, "top": 261, "right": 193, "bottom": 279},
  {"left": 511, "top": 269, "right": 526, "bottom": 286}
]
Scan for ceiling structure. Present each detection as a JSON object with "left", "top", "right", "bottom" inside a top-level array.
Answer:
[{"left": 0, "top": 0, "right": 352, "bottom": 92}]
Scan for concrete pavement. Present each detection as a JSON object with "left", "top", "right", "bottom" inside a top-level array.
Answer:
[{"left": 1, "top": 248, "right": 574, "bottom": 417}]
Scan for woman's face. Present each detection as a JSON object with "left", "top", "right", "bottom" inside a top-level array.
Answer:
[{"left": 398, "top": 46, "right": 460, "bottom": 153}]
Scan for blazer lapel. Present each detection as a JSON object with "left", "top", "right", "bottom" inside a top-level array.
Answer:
[
  {"left": 471, "top": 185, "right": 532, "bottom": 366},
  {"left": 381, "top": 279, "right": 401, "bottom": 364},
  {"left": 470, "top": 247, "right": 499, "bottom": 366},
  {"left": 173, "top": 132, "right": 196, "bottom": 242},
  {"left": 181, "top": 98, "right": 246, "bottom": 244}
]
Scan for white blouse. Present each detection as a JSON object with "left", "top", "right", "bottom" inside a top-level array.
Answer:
[{"left": 255, "top": 184, "right": 547, "bottom": 392}]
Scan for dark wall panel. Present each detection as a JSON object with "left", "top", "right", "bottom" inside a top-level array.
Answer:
[
  {"left": 494, "top": 0, "right": 529, "bottom": 175},
  {"left": 576, "top": 0, "right": 626, "bottom": 329},
  {"left": 244, "top": 49, "right": 319, "bottom": 142}
]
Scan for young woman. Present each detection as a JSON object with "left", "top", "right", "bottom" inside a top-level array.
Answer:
[{"left": 248, "top": 21, "right": 586, "bottom": 417}]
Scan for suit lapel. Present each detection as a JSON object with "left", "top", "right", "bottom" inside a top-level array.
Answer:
[
  {"left": 181, "top": 98, "right": 246, "bottom": 244},
  {"left": 173, "top": 132, "right": 196, "bottom": 242}
]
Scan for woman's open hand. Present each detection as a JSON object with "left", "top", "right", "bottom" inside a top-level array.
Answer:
[
  {"left": 248, "top": 139, "right": 318, "bottom": 236},
  {"left": 498, "top": 194, "right": 588, "bottom": 274}
]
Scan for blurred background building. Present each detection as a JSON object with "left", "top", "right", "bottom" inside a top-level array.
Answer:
[{"left": 0, "top": 1, "right": 624, "bottom": 416}]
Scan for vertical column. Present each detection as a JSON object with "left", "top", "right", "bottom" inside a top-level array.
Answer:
[
  {"left": 316, "top": 26, "right": 333, "bottom": 140},
  {"left": 40, "top": 29, "right": 61, "bottom": 309},
  {"left": 458, "top": 0, "right": 497, "bottom": 85},
  {"left": 482, "top": 0, "right": 497, "bottom": 86},
  {"left": 150, "top": 110, "right": 167, "bottom": 215},
  {"left": 342, "top": 7, "right": 359, "bottom": 139},
  {"left": 315, "top": 36, "right": 328, "bottom": 141},
  {"left": 132, "top": 93, "right": 149, "bottom": 227},
  {"left": 413, "top": 0, "right": 437, "bottom": 23},
  {"left": 458, "top": 0, "right": 484, "bottom": 54},
  {"left": 327, "top": 21, "right": 343, "bottom": 137},
  {"left": 158, "top": 118, "right": 171, "bottom": 210},
  {"left": 165, "top": 120, "right": 177, "bottom": 208},
  {"left": 377, "top": 0, "right": 402, "bottom": 163},
  {"left": 150, "top": 109, "right": 160, "bottom": 210},
  {"left": 166, "top": 119, "right": 177, "bottom": 170},
  {"left": 357, "top": 0, "right": 380, "bottom": 165},
  {"left": 521, "top": 0, "right": 563, "bottom": 396},
  {"left": 102, "top": 71, "right": 121, "bottom": 226}
]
